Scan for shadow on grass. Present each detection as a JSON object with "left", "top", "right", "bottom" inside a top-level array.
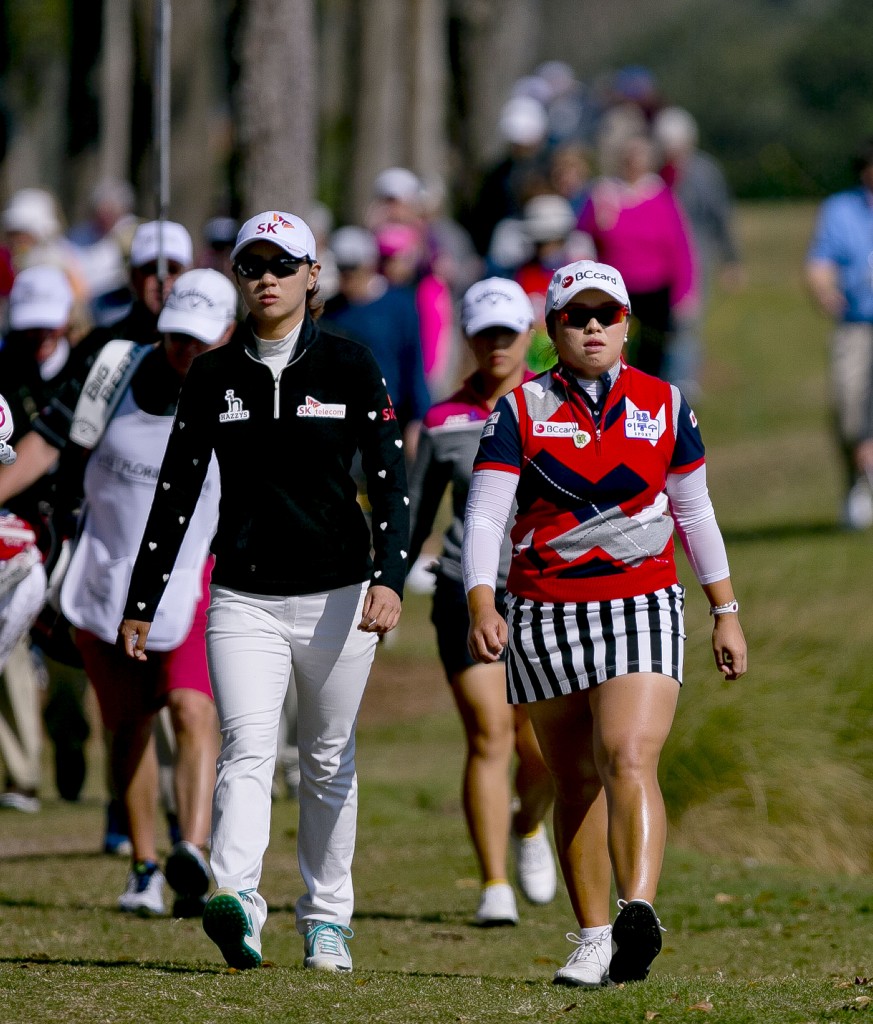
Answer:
[
  {"left": 264, "top": 902, "right": 469, "bottom": 927},
  {"left": 0, "top": 954, "right": 224, "bottom": 974},
  {"left": 0, "top": 850, "right": 113, "bottom": 865},
  {"left": 721, "top": 519, "right": 843, "bottom": 544}
]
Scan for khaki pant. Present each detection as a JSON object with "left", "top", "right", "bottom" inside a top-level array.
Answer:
[
  {"left": 831, "top": 322, "right": 873, "bottom": 480},
  {"left": 0, "top": 638, "right": 43, "bottom": 791}
]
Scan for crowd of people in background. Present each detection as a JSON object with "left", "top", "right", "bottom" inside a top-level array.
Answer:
[{"left": 0, "top": 60, "right": 754, "bottom": 983}]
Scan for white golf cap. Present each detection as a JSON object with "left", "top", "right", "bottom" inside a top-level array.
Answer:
[
  {"left": 129, "top": 220, "right": 194, "bottom": 269},
  {"left": 545, "top": 260, "right": 631, "bottom": 316},
  {"left": 2, "top": 188, "right": 62, "bottom": 241},
  {"left": 231, "top": 211, "right": 317, "bottom": 263},
  {"left": 498, "top": 95, "right": 548, "bottom": 147},
  {"left": 461, "top": 277, "right": 535, "bottom": 337},
  {"left": 372, "top": 167, "right": 422, "bottom": 202},
  {"left": 331, "top": 226, "right": 379, "bottom": 270},
  {"left": 8, "top": 265, "right": 74, "bottom": 331},
  {"left": 157, "top": 269, "right": 237, "bottom": 344}
]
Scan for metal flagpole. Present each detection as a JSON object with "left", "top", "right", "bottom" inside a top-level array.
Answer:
[{"left": 153, "top": 0, "right": 172, "bottom": 290}]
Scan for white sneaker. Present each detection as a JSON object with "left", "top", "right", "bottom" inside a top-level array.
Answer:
[
  {"left": 474, "top": 882, "right": 519, "bottom": 926},
  {"left": 0, "top": 791, "right": 40, "bottom": 813},
  {"left": 303, "top": 922, "right": 354, "bottom": 972},
  {"left": 202, "top": 888, "right": 262, "bottom": 970},
  {"left": 118, "top": 862, "right": 165, "bottom": 916},
  {"left": 553, "top": 927, "right": 613, "bottom": 987},
  {"left": 511, "top": 824, "right": 557, "bottom": 904},
  {"left": 843, "top": 479, "right": 873, "bottom": 530}
]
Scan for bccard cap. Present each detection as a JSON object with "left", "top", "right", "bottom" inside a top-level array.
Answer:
[
  {"left": 129, "top": 220, "right": 194, "bottom": 269},
  {"left": 545, "top": 260, "right": 631, "bottom": 316},
  {"left": 461, "top": 277, "right": 535, "bottom": 337},
  {"left": 8, "top": 265, "right": 74, "bottom": 330},
  {"left": 231, "top": 211, "right": 317, "bottom": 263},
  {"left": 157, "top": 269, "right": 237, "bottom": 344}
]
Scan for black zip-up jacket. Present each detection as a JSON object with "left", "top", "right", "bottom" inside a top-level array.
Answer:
[{"left": 123, "top": 315, "right": 409, "bottom": 621}]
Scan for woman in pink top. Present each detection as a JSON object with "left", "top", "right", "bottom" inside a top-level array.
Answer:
[{"left": 578, "top": 134, "right": 696, "bottom": 379}]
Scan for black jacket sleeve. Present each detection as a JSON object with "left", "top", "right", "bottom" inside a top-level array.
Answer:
[
  {"left": 122, "top": 359, "right": 213, "bottom": 621},
  {"left": 356, "top": 349, "right": 409, "bottom": 598}
]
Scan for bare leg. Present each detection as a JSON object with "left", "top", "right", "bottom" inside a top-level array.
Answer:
[
  {"left": 112, "top": 720, "right": 159, "bottom": 864},
  {"left": 450, "top": 661, "right": 514, "bottom": 883},
  {"left": 511, "top": 706, "right": 554, "bottom": 836},
  {"left": 166, "top": 689, "right": 218, "bottom": 848},
  {"left": 526, "top": 690, "right": 611, "bottom": 927},
  {"left": 589, "top": 672, "right": 679, "bottom": 904}
]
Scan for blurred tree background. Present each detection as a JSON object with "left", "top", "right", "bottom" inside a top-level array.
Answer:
[{"left": 0, "top": 0, "right": 871, "bottom": 236}]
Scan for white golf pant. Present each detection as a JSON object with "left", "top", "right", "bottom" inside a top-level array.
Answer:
[{"left": 206, "top": 581, "right": 377, "bottom": 934}]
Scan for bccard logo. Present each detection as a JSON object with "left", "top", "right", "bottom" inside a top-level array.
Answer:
[{"left": 532, "top": 421, "right": 578, "bottom": 437}]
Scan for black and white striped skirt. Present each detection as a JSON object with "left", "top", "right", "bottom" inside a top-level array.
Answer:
[{"left": 505, "top": 584, "right": 685, "bottom": 704}]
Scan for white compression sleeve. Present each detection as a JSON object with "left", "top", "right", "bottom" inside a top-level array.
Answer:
[
  {"left": 462, "top": 469, "right": 518, "bottom": 593},
  {"left": 666, "top": 464, "right": 730, "bottom": 584}
]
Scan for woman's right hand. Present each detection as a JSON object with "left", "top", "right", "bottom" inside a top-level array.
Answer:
[
  {"left": 118, "top": 619, "right": 151, "bottom": 661},
  {"left": 467, "top": 584, "right": 507, "bottom": 663}
]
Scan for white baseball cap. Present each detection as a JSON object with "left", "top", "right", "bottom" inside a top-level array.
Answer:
[
  {"left": 331, "top": 226, "right": 379, "bottom": 270},
  {"left": 498, "top": 95, "right": 548, "bottom": 147},
  {"left": 157, "top": 269, "right": 237, "bottom": 344},
  {"left": 2, "top": 188, "right": 62, "bottom": 241},
  {"left": 231, "top": 211, "right": 317, "bottom": 263},
  {"left": 461, "top": 278, "right": 535, "bottom": 337},
  {"left": 372, "top": 167, "right": 422, "bottom": 202},
  {"left": 545, "top": 260, "right": 631, "bottom": 316},
  {"left": 8, "top": 265, "right": 74, "bottom": 331},
  {"left": 130, "top": 220, "right": 194, "bottom": 269}
]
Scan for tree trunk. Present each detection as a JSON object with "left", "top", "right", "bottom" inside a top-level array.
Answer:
[
  {"left": 99, "top": 0, "right": 134, "bottom": 186},
  {"left": 408, "top": 0, "right": 448, "bottom": 187},
  {"left": 350, "top": 0, "right": 407, "bottom": 221},
  {"left": 236, "top": 0, "right": 317, "bottom": 216}
]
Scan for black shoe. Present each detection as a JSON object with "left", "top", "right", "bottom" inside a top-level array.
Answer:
[
  {"left": 172, "top": 894, "right": 208, "bottom": 918},
  {"left": 165, "top": 841, "right": 210, "bottom": 900},
  {"left": 608, "top": 899, "right": 663, "bottom": 983}
]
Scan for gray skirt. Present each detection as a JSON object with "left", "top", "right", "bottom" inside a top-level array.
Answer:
[{"left": 505, "top": 584, "right": 685, "bottom": 704}]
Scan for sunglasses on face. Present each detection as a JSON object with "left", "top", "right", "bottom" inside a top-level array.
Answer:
[
  {"left": 558, "top": 304, "right": 628, "bottom": 328},
  {"left": 136, "top": 261, "right": 185, "bottom": 278},
  {"left": 234, "top": 254, "right": 310, "bottom": 280}
]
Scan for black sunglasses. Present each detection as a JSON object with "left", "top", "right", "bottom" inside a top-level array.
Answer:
[
  {"left": 234, "top": 254, "right": 310, "bottom": 280},
  {"left": 559, "top": 304, "right": 628, "bottom": 328}
]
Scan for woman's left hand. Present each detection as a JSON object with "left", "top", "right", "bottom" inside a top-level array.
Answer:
[
  {"left": 712, "top": 615, "right": 747, "bottom": 680},
  {"left": 358, "top": 584, "right": 402, "bottom": 635}
]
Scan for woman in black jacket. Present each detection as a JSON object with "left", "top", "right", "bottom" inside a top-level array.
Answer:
[{"left": 119, "top": 211, "right": 409, "bottom": 973}]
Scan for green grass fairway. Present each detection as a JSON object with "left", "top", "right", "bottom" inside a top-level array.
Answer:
[{"left": 1, "top": 202, "right": 872, "bottom": 1021}]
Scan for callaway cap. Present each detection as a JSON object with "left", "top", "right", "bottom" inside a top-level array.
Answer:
[
  {"left": 157, "top": 269, "right": 237, "bottom": 344},
  {"left": 461, "top": 278, "right": 535, "bottom": 337},
  {"left": 231, "top": 211, "right": 317, "bottom": 263},
  {"left": 129, "top": 220, "right": 194, "bottom": 269},
  {"left": 8, "top": 265, "right": 74, "bottom": 331},
  {"left": 545, "top": 260, "right": 631, "bottom": 316}
]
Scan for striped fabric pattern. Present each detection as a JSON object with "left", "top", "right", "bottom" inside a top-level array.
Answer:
[{"left": 505, "top": 584, "right": 685, "bottom": 704}]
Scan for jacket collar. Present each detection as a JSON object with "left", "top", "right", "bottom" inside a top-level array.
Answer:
[{"left": 237, "top": 312, "right": 320, "bottom": 360}]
